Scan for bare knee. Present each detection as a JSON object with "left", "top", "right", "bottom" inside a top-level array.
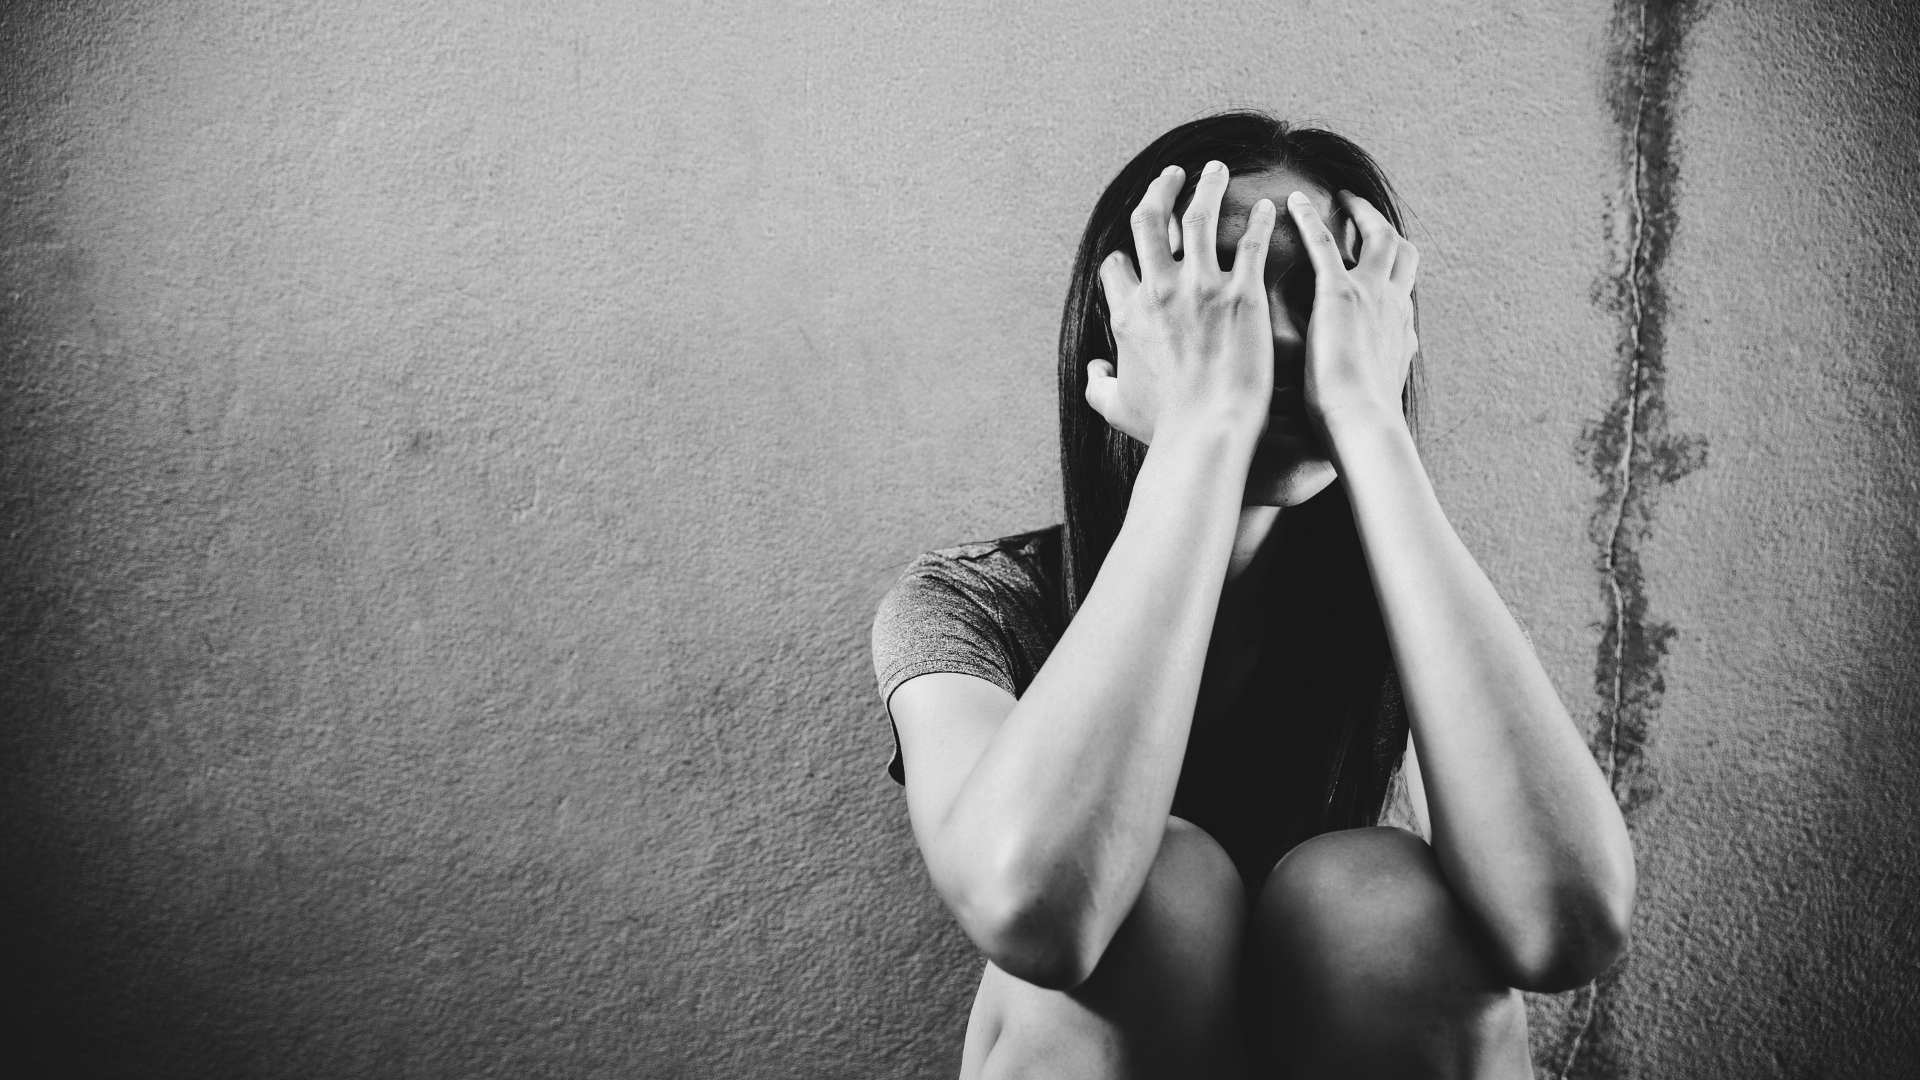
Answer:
[
  {"left": 1062, "top": 817, "right": 1247, "bottom": 1056},
  {"left": 1257, "top": 827, "right": 1497, "bottom": 995},
  {"left": 966, "top": 817, "right": 1249, "bottom": 1080},
  {"left": 1252, "top": 827, "right": 1530, "bottom": 1079},
  {"left": 1108, "top": 816, "right": 1248, "bottom": 974}
]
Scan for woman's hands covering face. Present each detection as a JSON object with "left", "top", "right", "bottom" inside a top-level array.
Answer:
[
  {"left": 1286, "top": 190, "right": 1420, "bottom": 434},
  {"left": 1087, "top": 165, "right": 1420, "bottom": 449},
  {"left": 1085, "top": 162, "right": 1279, "bottom": 448}
]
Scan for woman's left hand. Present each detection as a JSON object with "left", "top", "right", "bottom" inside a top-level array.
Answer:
[{"left": 1286, "top": 190, "right": 1420, "bottom": 434}]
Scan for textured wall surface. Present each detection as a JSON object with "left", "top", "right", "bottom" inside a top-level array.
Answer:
[{"left": 2, "top": 1, "right": 1915, "bottom": 1077}]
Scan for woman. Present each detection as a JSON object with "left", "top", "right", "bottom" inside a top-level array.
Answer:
[{"left": 871, "top": 111, "right": 1635, "bottom": 1079}]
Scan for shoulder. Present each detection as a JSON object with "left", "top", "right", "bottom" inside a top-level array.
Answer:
[
  {"left": 875, "top": 525, "right": 1063, "bottom": 628},
  {"left": 869, "top": 526, "right": 1066, "bottom": 786},
  {"left": 903, "top": 525, "right": 1061, "bottom": 584},
  {"left": 871, "top": 525, "right": 1064, "bottom": 699}
]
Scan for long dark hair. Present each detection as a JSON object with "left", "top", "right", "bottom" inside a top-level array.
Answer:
[{"left": 1056, "top": 110, "right": 1422, "bottom": 860}]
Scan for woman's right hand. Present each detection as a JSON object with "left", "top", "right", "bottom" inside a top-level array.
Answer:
[{"left": 1085, "top": 161, "right": 1279, "bottom": 449}]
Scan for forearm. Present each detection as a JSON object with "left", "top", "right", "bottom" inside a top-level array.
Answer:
[
  {"left": 933, "top": 424, "right": 1252, "bottom": 982},
  {"left": 1326, "top": 406, "right": 1636, "bottom": 989}
]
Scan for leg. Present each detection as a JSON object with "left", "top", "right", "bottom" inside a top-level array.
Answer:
[
  {"left": 1250, "top": 827, "right": 1532, "bottom": 1080},
  {"left": 960, "top": 816, "right": 1250, "bottom": 1080}
]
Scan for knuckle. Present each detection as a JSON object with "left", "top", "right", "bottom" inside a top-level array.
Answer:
[
  {"left": 1182, "top": 205, "right": 1213, "bottom": 229},
  {"left": 1130, "top": 206, "right": 1161, "bottom": 231}
]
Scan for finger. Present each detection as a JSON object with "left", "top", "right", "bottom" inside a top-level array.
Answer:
[
  {"left": 1128, "top": 165, "right": 1185, "bottom": 281},
  {"left": 1097, "top": 248, "right": 1141, "bottom": 307},
  {"left": 1286, "top": 190, "right": 1352, "bottom": 294},
  {"left": 1084, "top": 360, "right": 1120, "bottom": 421},
  {"left": 1339, "top": 216, "right": 1361, "bottom": 267},
  {"left": 1181, "top": 160, "right": 1229, "bottom": 274},
  {"left": 1230, "top": 197, "right": 1277, "bottom": 292},
  {"left": 1338, "top": 190, "right": 1397, "bottom": 279},
  {"left": 1390, "top": 237, "right": 1421, "bottom": 290}
]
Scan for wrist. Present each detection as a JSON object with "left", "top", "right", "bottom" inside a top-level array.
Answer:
[
  {"left": 1132, "top": 423, "right": 1261, "bottom": 515},
  {"left": 1317, "top": 402, "right": 1411, "bottom": 448},
  {"left": 1150, "top": 414, "right": 1263, "bottom": 467},
  {"left": 1319, "top": 404, "right": 1418, "bottom": 477},
  {"left": 1122, "top": 421, "right": 1261, "bottom": 556}
]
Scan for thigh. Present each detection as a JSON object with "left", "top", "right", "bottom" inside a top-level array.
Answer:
[
  {"left": 959, "top": 816, "right": 1251, "bottom": 1080},
  {"left": 1248, "top": 827, "right": 1531, "bottom": 1080}
]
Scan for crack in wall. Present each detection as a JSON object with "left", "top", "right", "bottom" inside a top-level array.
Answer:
[
  {"left": 1602, "top": 0, "right": 1657, "bottom": 804},
  {"left": 1556, "top": 1, "right": 1709, "bottom": 1077}
]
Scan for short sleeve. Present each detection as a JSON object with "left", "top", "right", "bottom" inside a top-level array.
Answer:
[{"left": 870, "top": 555, "right": 1022, "bottom": 785}]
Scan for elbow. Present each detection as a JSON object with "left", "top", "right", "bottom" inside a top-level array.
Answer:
[
  {"left": 974, "top": 902, "right": 1101, "bottom": 991},
  {"left": 952, "top": 872, "right": 1105, "bottom": 991},
  {"left": 1493, "top": 879, "right": 1636, "bottom": 994}
]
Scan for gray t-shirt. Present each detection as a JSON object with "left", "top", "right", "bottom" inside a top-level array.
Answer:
[
  {"left": 870, "top": 523, "right": 1418, "bottom": 880},
  {"left": 871, "top": 526, "right": 1066, "bottom": 785}
]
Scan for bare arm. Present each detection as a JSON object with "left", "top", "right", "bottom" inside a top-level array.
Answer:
[
  {"left": 896, "top": 427, "right": 1251, "bottom": 988},
  {"left": 890, "top": 163, "right": 1279, "bottom": 989},
  {"left": 1290, "top": 190, "right": 1636, "bottom": 992}
]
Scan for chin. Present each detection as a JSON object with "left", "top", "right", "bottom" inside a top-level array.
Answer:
[{"left": 1243, "top": 437, "right": 1338, "bottom": 507}]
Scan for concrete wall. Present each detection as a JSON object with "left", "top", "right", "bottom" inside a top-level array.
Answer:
[{"left": 2, "top": 1, "right": 1913, "bottom": 1076}]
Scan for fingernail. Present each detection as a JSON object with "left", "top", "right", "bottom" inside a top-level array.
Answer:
[
  {"left": 1287, "top": 191, "right": 1308, "bottom": 207},
  {"left": 1253, "top": 198, "right": 1275, "bottom": 217},
  {"left": 1203, "top": 160, "right": 1225, "bottom": 175}
]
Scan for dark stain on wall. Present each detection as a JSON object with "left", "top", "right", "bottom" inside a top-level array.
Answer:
[
  {"left": 1557, "top": 1, "right": 1708, "bottom": 1077},
  {"left": 1584, "top": 0, "right": 1712, "bottom": 820}
]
